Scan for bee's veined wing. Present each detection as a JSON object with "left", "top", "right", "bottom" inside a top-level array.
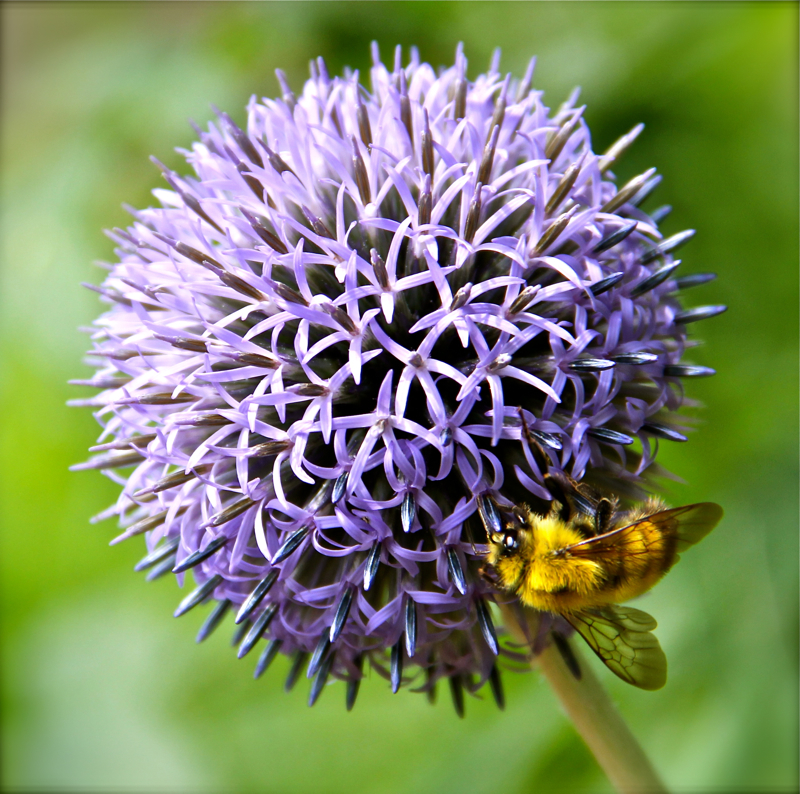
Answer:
[
  {"left": 564, "top": 502, "right": 724, "bottom": 556},
  {"left": 564, "top": 606, "right": 667, "bottom": 690},
  {"left": 668, "top": 502, "right": 723, "bottom": 552}
]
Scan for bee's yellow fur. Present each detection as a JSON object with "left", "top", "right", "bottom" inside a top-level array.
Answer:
[
  {"left": 484, "top": 495, "right": 723, "bottom": 689},
  {"left": 486, "top": 498, "right": 704, "bottom": 613},
  {"left": 488, "top": 515, "right": 605, "bottom": 612}
]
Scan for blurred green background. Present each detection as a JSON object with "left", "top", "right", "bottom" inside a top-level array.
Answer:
[{"left": 1, "top": 2, "right": 797, "bottom": 792}]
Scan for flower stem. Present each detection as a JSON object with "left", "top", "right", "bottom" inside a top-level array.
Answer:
[
  {"left": 501, "top": 606, "right": 667, "bottom": 793},
  {"left": 536, "top": 636, "right": 667, "bottom": 794}
]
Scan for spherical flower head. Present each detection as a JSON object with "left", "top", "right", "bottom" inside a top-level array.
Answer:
[{"left": 73, "top": 44, "right": 723, "bottom": 712}]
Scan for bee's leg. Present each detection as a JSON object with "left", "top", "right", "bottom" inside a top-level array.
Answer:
[
  {"left": 543, "top": 474, "right": 571, "bottom": 522},
  {"left": 527, "top": 437, "right": 551, "bottom": 476},
  {"left": 463, "top": 512, "right": 479, "bottom": 556},
  {"left": 551, "top": 631, "right": 582, "bottom": 680},
  {"left": 478, "top": 563, "right": 500, "bottom": 587},
  {"left": 594, "top": 498, "right": 614, "bottom": 535}
]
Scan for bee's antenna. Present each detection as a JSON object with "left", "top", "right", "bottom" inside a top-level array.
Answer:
[{"left": 511, "top": 505, "right": 528, "bottom": 527}]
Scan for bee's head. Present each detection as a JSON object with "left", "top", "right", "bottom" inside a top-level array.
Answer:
[
  {"left": 503, "top": 530, "right": 519, "bottom": 554},
  {"left": 479, "top": 495, "right": 529, "bottom": 563},
  {"left": 489, "top": 526, "right": 520, "bottom": 556}
]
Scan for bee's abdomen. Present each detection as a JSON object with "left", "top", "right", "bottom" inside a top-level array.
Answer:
[{"left": 603, "top": 522, "right": 680, "bottom": 602}]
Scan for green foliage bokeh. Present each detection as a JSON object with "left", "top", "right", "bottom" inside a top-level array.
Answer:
[{"left": 1, "top": 3, "right": 797, "bottom": 792}]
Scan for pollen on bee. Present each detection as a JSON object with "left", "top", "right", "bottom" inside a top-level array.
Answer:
[{"left": 507, "top": 515, "right": 605, "bottom": 609}]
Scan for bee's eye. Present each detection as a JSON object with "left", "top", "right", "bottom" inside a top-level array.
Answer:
[{"left": 503, "top": 533, "right": 518, "bottom": 551}]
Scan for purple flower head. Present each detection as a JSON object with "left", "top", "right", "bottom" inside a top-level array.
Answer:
[{"left": 73, "top": 44, "right": 724, "bottom": 712}]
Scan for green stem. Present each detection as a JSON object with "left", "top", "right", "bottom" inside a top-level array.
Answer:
[
  {"left": 503, "top": 608, "right": 667, "bottom": 793},
  {"left": 536, "top": 638, "right": 667, "bottom": 794}
]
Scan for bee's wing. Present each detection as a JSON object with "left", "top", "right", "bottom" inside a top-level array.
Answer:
[
  {"left": 564, "top": 606, "right": 667, "bottom": 690},
  {"left": 667, "top": 502, "right": 724, "bottom": 552},
  {"left": 563, "top": 502, "right": 723, "bottom": 556}
]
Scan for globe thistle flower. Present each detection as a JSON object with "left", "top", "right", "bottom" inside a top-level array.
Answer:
[{"left": 72, "top": 43, "right": 725, "bottom": 713}]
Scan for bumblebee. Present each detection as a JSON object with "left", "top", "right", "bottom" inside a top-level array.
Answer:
[{"left": 480, "top": 476, "right": 723, "bottom": 690}]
